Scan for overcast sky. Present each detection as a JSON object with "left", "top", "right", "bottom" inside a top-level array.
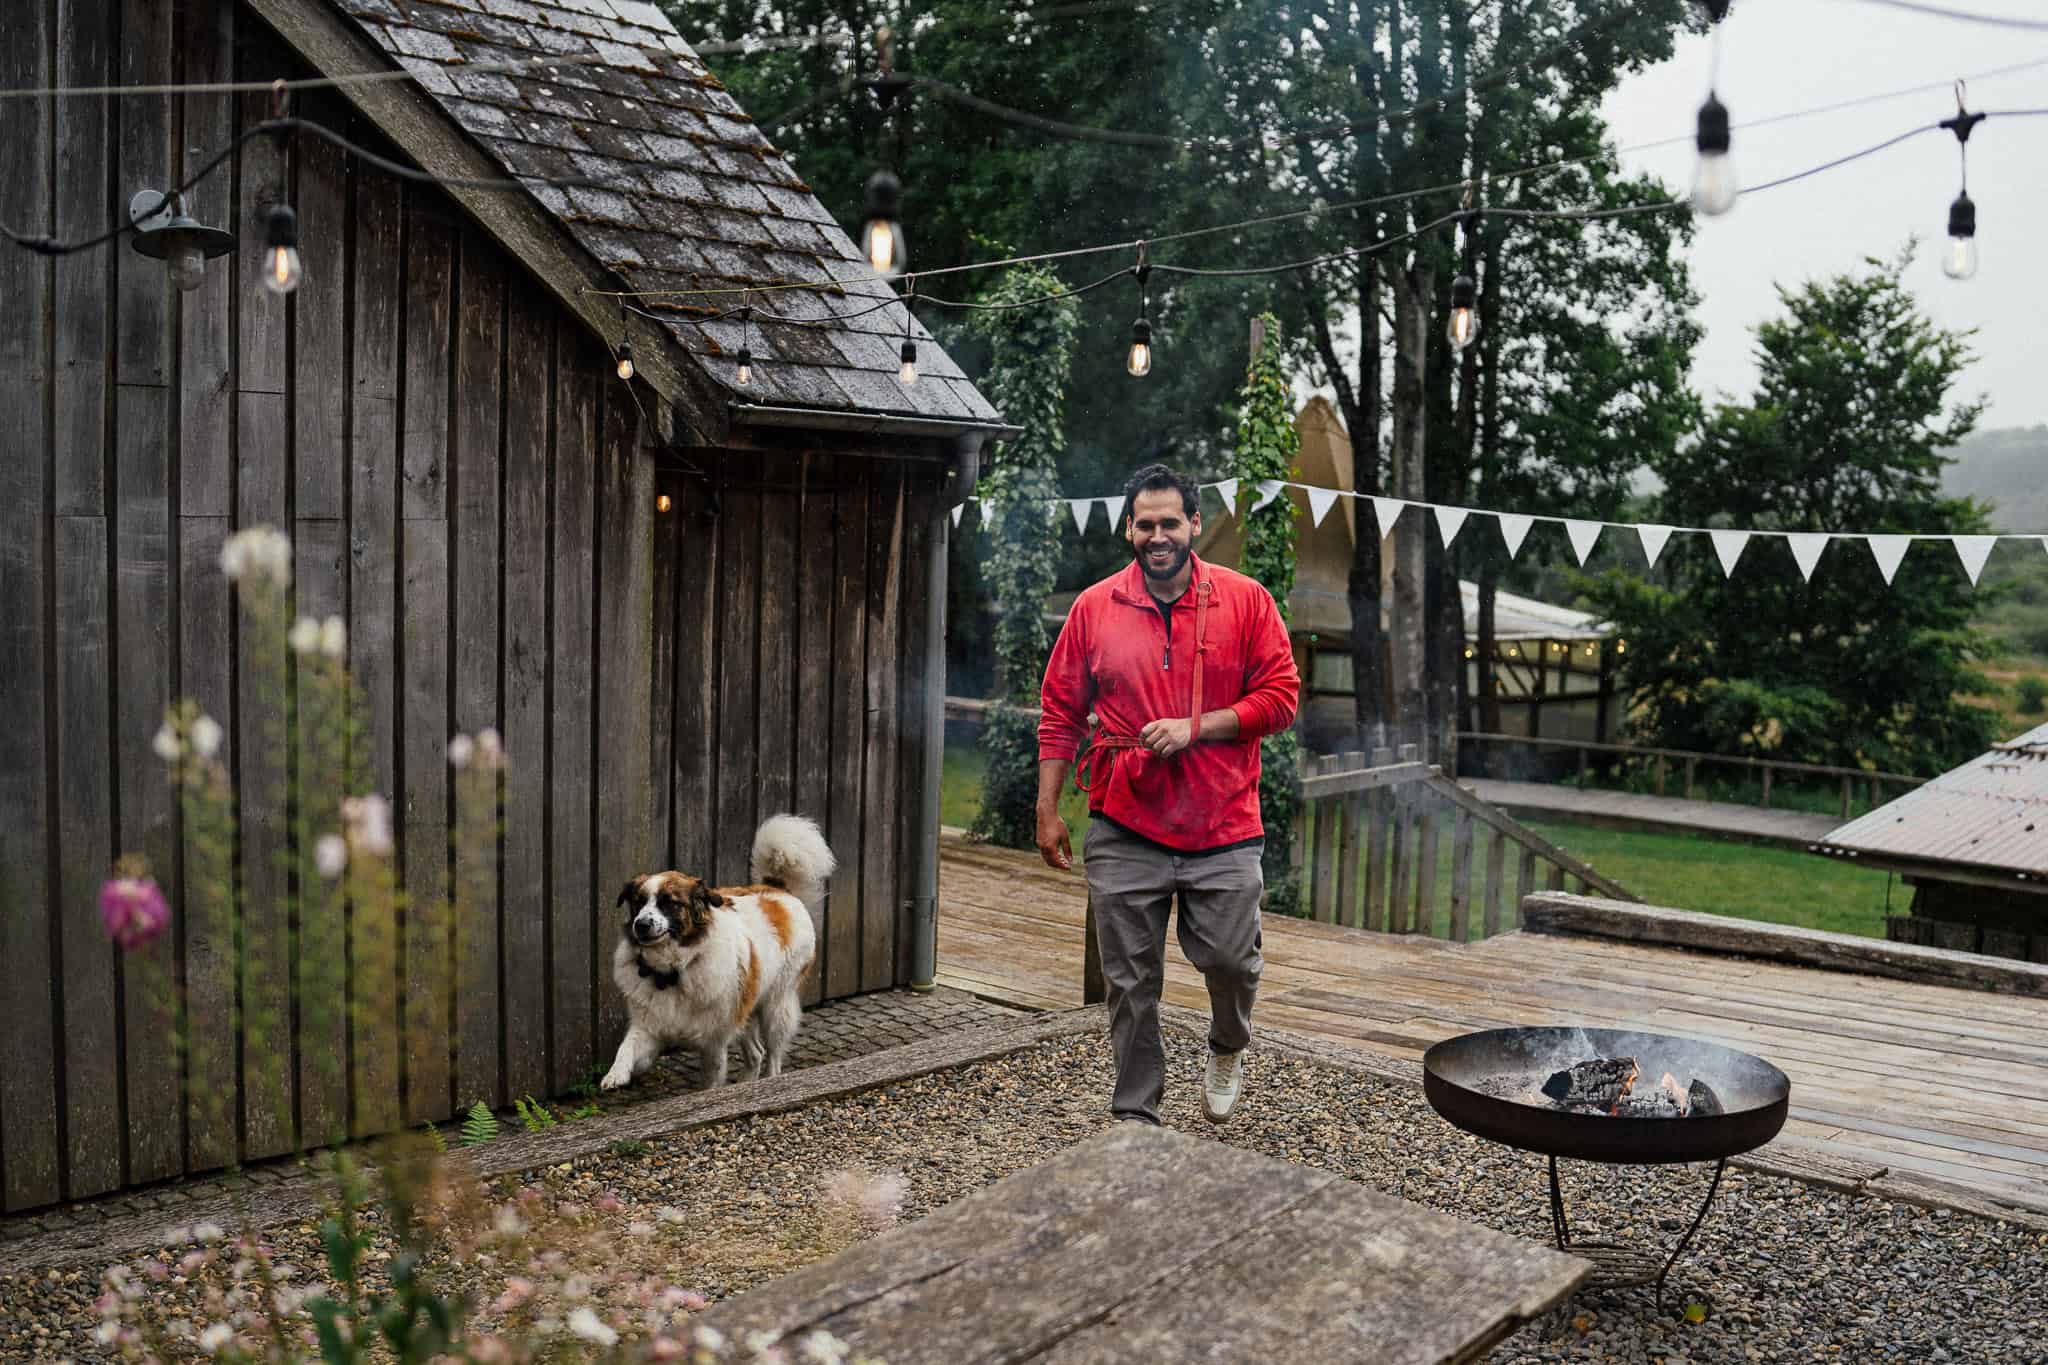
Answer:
[{"left": 1600, "top": 0, "right": 2048, "bottom": 431}]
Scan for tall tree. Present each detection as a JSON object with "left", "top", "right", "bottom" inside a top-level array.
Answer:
[
  {"left": 1230, "top": 315, "right": 1304, "bottom": 910},
  {"left": 1581, "top": 249, "right": 2000, "bottom": 777},
  {"left": 968, "top": 264, "right": 1080, "bottom": 846}
]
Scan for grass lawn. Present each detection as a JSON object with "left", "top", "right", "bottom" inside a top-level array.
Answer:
[{"left": 942, "top": 740, "right": 1895, "bottom": 939}]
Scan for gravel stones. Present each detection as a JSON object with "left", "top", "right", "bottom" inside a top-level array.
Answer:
[{"left": 2, "top": 1025, "right": 2042, "bottom": 1362}]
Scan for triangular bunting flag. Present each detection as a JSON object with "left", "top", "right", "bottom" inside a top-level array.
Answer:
[
  {"left": 1099, "top": 495, "right": 1125, "bottom": 531},
  {"left": 1213, "top": 479, "right": 1240, "bottom": 516},
  {"left": 1866, "top": 534, "right": 1911, "bottom": 586},
  {"left": 951, "top": 502, "right": 964, "bottom": 529},
  {"left": 1785, "top": 532, "right": 1829, "bottom": 582},
  {"left": 1497, "top": 513, "right": 1533, "bottom": 559},
  {"left": 1564, "top": 519, "right": 1603, "bottom": 566},
  {"left": 1306, "top": 486, "right": 1339, "bottom": 528},
  {"left": 1250, "top": 479, "right": 1284, "bottom": 513},
  {"left": 1435, "top": 506, "right": 1468, "bottom": 548},
  {"left": 1709, "top": 529, "right": 1749, "bottom": 578},
  {"left": 1069, "top": 499, "right": 1092, "bottom": 535},
  {"left": 1952, "top": 534, "right": 1997, "bottom": 586},
  {"left": 1637, "top": 524, "right": 1675, "bottom": 569},
  {"left": 1373, "top": 497, "right": 1405, "bottom": 541}
]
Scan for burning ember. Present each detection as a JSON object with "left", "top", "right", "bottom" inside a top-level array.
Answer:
[{"left": 1484, "top": 1056, "right": 1726, "bottom": 1118}]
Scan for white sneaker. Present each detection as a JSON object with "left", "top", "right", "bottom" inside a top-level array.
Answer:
[{"left": 1202, "top": 1050, "right": 1244, "bottom": 1124}]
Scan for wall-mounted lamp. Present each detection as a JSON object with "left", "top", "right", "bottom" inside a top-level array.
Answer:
[{"left": 127, "top": 190, "right": 234, "bottom": 292}]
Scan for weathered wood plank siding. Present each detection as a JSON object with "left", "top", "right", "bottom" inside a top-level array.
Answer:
[
  {"left": 0, "top": 14, "right": 940, "bottom": 1213},
  {"left": 654, "top": 454, "right": 942, "bottom": 1009}
]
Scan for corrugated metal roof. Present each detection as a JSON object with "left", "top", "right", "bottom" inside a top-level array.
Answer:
[
  {"left": 327, "top": 0, "right": 999, "bottom": 426},
  {"left": 1817, "top": 721, "right": 2048, "bottom": 878}
]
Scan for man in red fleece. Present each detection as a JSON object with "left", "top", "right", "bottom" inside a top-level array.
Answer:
[{"left": 1036, "top": 464, "right": 1299, "bottom": 1125}]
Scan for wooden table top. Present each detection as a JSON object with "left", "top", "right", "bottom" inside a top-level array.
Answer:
[{"left": 695, "top": 1123, "right": 1591, "bottom": 1364}]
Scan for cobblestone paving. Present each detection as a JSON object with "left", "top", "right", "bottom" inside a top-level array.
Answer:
[{"left": 0, "top": 986, "right": 1020, "bottom": 1250}]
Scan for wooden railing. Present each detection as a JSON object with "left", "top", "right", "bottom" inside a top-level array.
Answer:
[
  {"left": 1079, "top": 746, "right": 1635, "bottom": 1002},
  {"left": 1291, "top": 746, "right": 1636, "bottom": 936},
  {"left": 1458, "top": 731, "right": 1926, "bottom": 819}
]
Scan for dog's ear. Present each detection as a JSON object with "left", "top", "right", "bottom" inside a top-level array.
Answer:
[
  {"left": 687, "top": 882, "right": 723, "bottom": 915},
  {"left": 615, "top": 880, "right": 642, "bottom": 910}
]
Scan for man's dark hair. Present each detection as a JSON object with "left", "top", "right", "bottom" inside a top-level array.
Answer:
[{"left": 1121, "top": 463, "right": 1200, "bottom": 519}]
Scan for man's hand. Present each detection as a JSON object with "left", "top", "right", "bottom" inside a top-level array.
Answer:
[
  {"left": 1036, "top": 804, "right": 1073, "bottom": 871},
  {"left": 1138, "top": 716, "right": 1195, "bottom": 757}
]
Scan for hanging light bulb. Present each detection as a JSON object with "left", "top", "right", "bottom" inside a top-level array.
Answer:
[
  {"left": 1691, "top": 94, "right": 1737, "bottom": 216},
  {"left": 861, "top": 171, "right": 905, "bottom": 280},
  {"left": 898, "top": 338, "right": 918, "bottom": 386},
  {"left": 262, "top": 204, "right": 302, "bottom": 295},
  {"left": 1126, "top": 245, "right": 1153, "bottom": 377},
  {"left": 1939, "top": 100, "right": 1986, "bottom": 283},
  {"left": 615, "top": 341, "right": 635, "bottom": 382},
  {"left": 1126, "top": 318, "right": 1152, "bottom": 377},
  {"left": 1445, "top": 273, "right": 1479, "bottom": 351},
  {"left": 1943, "top": 192, "right": 1979, "bottom": 280},
  {"left": 735, "top": 345, "right": 753, "bottom": 386},
  {"left": 656, "top": 494, "right": 673, "bottom": 513}
]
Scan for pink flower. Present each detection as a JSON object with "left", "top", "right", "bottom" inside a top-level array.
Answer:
[{"left": 99, "top": 877, "right": 169, "bottom": 951}]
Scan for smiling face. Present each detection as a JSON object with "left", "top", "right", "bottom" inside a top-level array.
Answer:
[
  {"left": 1125, "top": 488, "right": 1200, "bottom": 587},
  {"left": 616, "top": 873, "right": 723, "bottom": 948}
]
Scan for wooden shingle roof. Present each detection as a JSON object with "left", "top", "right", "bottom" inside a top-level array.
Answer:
[{"left": 326, "top": 0, "right": 999, "bottom": 428}]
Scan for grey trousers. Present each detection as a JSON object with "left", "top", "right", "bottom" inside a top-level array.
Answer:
[{"left": 1084, "top": 818, "right": 1264, "bottom": 1124}]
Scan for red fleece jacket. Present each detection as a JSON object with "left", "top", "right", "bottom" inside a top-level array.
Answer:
[{"left": 1039, "top": 554, "right": 1300, "bottom": 852}]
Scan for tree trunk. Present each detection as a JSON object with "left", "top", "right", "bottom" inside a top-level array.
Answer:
[{"left": 1390, "top": 260, "right": 1431, "bottom": 756}]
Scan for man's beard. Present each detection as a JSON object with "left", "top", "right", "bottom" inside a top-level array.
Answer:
[{"left": 1137, "top": 541, "right": 1190, "bottom": 581}]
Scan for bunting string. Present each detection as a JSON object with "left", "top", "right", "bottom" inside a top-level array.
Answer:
[{"left": 949, "top": 480, "right": 2044, "bottom": 589}]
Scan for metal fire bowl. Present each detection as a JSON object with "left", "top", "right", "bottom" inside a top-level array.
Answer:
[{"left": 1423, "top": 1027, "right": 1790, "bottom": 1165}]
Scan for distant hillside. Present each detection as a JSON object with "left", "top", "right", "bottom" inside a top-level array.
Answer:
[{"left": 1943, "top": 425, "right": 2048, "bottom": 533}]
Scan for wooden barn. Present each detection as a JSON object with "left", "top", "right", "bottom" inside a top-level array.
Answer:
[{"left": 0, "top": 0, "right": 1008, "bottom": 1212}]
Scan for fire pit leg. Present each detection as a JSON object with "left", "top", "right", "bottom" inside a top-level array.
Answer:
[
  {"left": 1547, "top": 1154, "right": 1573, "bottom": 1250},
  {"left": 1545, "top": 1155, "right": 1729, "bottom": 1319},
  {"left": 1652, "top": 1156, "right": 1728, "bottom": 1317}
]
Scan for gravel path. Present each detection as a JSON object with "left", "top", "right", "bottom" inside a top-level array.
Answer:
[{"left": 3, "top": 1026, "right": 2042, "bottom": 1363}]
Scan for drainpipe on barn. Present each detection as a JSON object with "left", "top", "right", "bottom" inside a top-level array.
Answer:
[{"left": 909, "top": 432, "right": 989, "bottom": 990}]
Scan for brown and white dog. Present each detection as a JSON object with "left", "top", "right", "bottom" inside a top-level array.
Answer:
[{"left": 600, "top": 814, "right": 834, "bottom": 1091}]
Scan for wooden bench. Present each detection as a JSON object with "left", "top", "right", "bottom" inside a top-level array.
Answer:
[{"left": 695, "top": 1123, "right": 1590, "bottom": 1363}]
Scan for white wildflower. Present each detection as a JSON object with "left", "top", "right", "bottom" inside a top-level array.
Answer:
[
  {"left": 221, "top": 526, "right": 292, "bottom": 587},
  {"left": 319, "top": 616, "right": 346, "bottom": 658},
  {"left": 314, "top": 835, "right": 348, "bottom": 880},
  {"left": 197, "top": 1321, "right": 233, "bottom": 1352},
  {"left": 568, "top": 1307, "right": 619, "bottom": 1347},
  {"left": 746, "top": 1329, "right": 783, "bottom": 1354},
  {"left": 476, "top": 727, "right": 505, "bottom": 768},
  {"left": 448, "top": 734, "right": 475, "bottom": 769},
  {"left": 189, "top": 715, "right": 223, "bottom": 759},
  {"left": 153, "top": 724, "right": 183, "bottom": 763},
  {"left": 94, "top": 1322, "right": 119, "bottom": 1346},
  {"left": 288, "top": 617, "right": 321, "bottom": 654},
  {"left": 340, "top": 795, "right": 393, "bottom": 856},
  {"left": 799, "top": 1331, "right": 851, "bottom": 1365},
  {"left": 654, "top": 1206, "right": 685, "bottom": 1224},
  {"left": 491, "top": 1207, "right": 528, "bottom": 1237},
  {"left": 192, "top": 1222, "right": 225, "bottom": 1245},
  {"left": 627, "top": 1220, "right": 656, "bottom": 1237},
  {"left": 695, "top": 1325, "right": 728, "bottom": 1352}
]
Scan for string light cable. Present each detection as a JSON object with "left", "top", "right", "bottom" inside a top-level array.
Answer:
[{"left": 0, "top": 114, "right": 602, "bottom": 258}]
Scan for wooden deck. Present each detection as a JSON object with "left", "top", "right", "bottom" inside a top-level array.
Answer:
[
  {"left": 937, "top": 830, "right": 2048, "bottom": 1224},
  {"left": 1465, "top": 778, "right": 1841, "bottom": 849}
]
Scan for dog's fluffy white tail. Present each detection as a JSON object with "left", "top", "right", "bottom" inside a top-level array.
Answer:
[{"left": 751, "top": 814, "right": 837, "bottom": 908}]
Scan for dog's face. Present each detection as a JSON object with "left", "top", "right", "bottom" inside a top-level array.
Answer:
[{"left": 616, "top": 872, "right": 723, "bottom": 948}]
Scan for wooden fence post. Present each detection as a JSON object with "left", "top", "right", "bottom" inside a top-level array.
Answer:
[
  {"left": 1684, "top": 757, "right": 1697, "bottom": 801},
  {"left": 1655, "top": 754, "right": 1666, "bottom": 797},
  {"left": 1311, "top": 755, "right": 1337, "bottom": 923},
  {"left": 1840, "top": 775, "right": 1852, "bottom": 819},
  {"left": 1336, "top": 751, "right": 1363, "bottom": 928},
  {"left": 1364, "top": 746, "right": 1393, "bottom": 931},
  {"left": 1760, "top": 765, "right": 1772, "bottom": 808}
]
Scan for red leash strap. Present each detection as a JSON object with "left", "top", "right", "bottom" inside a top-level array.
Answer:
[{"left": 1074, "top": 575, "right": 1213, "bottom": 795}]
